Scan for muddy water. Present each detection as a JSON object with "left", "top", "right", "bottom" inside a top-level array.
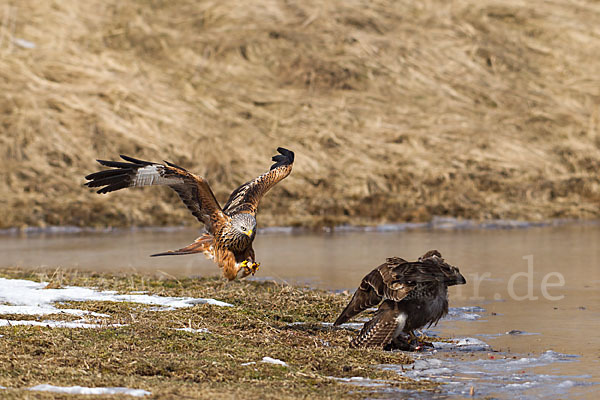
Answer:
[{"left": 2, "top": 223, "right": 600, "bottom": 398}]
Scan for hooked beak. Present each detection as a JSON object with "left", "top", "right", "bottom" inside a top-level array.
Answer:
[{"left": 245, "top": 229, "right": 253, "bottom": 237}]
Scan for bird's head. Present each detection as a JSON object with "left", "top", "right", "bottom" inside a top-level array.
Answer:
[
  {"left": 420, "top": 250, "right": 466, "bottom": 286},
  {"left": 448, "top": 265, "right": 467, "bottom": 286},
  {"left": 232, "top": 213, "right": 257, "bottom": 239}
]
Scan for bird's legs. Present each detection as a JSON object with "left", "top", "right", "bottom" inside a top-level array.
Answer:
[
  {"left": 240, "top": 260, "right": 260, "bottom": 276},
  {"left": 408, "top": 330, "right": 418, "bottom": 342}
]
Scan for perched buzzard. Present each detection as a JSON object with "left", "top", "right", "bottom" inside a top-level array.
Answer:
[
  {"left": 85, "top": 147, "right": 294, "bottom": 280},
  {"left": 334, "top": 250, "right": 466, "bottom": 349}
]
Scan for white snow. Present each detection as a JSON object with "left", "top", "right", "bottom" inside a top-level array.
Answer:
[
  {"left": 28, "top": 384, "right": 150, "bottom": 397},
  {"left": 0, "top": 277, "right": 232, "bottom": 317},
  {"left": 242, "top": 357, "right": 288, "bottom": 367},
  {"left": 0, "top": 319, "right": 123, "bottom": 329},
  {"left": 288, "top": 321, "right": 363, "bottom": 330},
  {"left": 328, "top": 376, "right": 389, "bottom": 387},
  {"left": 0, "top": 304, "right": 109, "bottom": 318},
  {"left": 433, "top": 337, "right": 491, "bottom": 351},
  {"left": 261, "top": 357, "right": 288, "bottom": 367},
  {"left": 174, "top": 327, "right": 210, "bottom": 334}
]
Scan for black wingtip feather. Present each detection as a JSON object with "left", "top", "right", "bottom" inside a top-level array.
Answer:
[
  {"left": 119, "top": 155, "right": 153, "bottom": 165},
  {"left": 86, "top": 155, "right": 153, "bottom": 194},
  {"left": 97, "top": 181, "right": 129, "bottom": 194},
  {"left": 85, "top": 169, "right": 126, "bottom": 181},
  {"left": 96, "top": 159, "right": 144, "bottom": 169},
  {"left": 333, "top": 314, "right": 347, "bottom": 326},
  {"left": 270, "top": 147, "right": 295, "bottom": 170},
  {"left": 164, "top": 160, "right": 187, "bottom": 171}
]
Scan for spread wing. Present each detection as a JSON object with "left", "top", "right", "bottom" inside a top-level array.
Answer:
[
  {"left": 333, "top": 270, "right": 383, "bottom": 326},
  {"left": 334, "top": 258, "right": 411, "bottom": 326},
  {"left": 84, "top": 155, "right": 225, "bottom": 231},
  {"left": 222, "top": 147, "right": 294, "bottom": 216}
]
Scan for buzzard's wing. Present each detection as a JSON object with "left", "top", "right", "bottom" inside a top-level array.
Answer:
[
  {"left": 388, "top": 258, "right": 455, "bottom": 285},
  {"left": 334, "top": 258, "right": 412, "bottom": 326},
  {"left": 85, "top": 155, "right": 225, "bottom": 231},
  {"left": 335, "top": 256, "right": 454, "bottom": 326},
  {"left": 334, "top": 269, "right": 383, "bottom": 326},
  {"left": 222, "top": 147, "right": 294, "bottom": 216},
  {"left": 350, "top": 301, "right": 403, "bottom": 349}
]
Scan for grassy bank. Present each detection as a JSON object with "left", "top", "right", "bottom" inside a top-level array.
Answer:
[
  {"left": 1, "top": 0, "right": 600, "bottom": 229},
  {"left": 0, "top": 269, "right": 434, "bottom": 399}
]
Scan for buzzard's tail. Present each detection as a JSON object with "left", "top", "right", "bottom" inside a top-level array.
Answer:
[
  {"left": 350, "top": 303, "right": 404, "bottom": 349},
  {"left": 151, "top": 235, "right": 213, "bottom": 257}
]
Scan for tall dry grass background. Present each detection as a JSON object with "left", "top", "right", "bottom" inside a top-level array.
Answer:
[{"left": 0, "top": 0, "right": 599, "bottom": 229}]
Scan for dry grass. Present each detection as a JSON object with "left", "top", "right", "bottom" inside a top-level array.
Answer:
[
  {"left": 1, "top": 0, "right": 600, "bottom": 229},
  {"left": 0, "top": 268, "right": 435, "bottom": 399}
]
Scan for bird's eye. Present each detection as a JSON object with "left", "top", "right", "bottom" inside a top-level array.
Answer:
[{"left": 241, "top": 226, "right": 246, "bottom": 231}]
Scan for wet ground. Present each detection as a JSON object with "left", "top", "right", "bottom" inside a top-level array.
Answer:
[{"left": 2, "top": 222, "right": 599, "bottom": 398}]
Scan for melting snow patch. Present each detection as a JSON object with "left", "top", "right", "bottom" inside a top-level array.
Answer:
[
  {"left": 433, "top": 337, "right": 491, "bottom": 352},
  {"left": 329, "top": 376, "right": 390, "bottom": 388},
  {"left": 261, "top": 357, "right": 288, "bottom": 367},
  {"left": 286, "top": 321, "right": 364, "bottom": 330},
  {"left": 174, "top": 327, "right": 210, "bottom": 334},
  {"left": 444, "top": 306, "right": 485, "bottom": 321},
  {"left": 322, "top": 322, "right": 364, "bottom": 330},
  {"left": 0, "top": 319, "right": 123, "bottom": 329},
  {"left": 0, "top": 277, "right": 232, "bottom": 317},
  {"left": 0, "top": 304, "right": 109, "bottom": 317},
  {"left": 28, "top": 384, "right": 150, "bottom": 397}
]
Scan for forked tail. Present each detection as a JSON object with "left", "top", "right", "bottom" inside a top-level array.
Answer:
[{"left": 150, "top": 235, "right": 213, "bottom": 257}]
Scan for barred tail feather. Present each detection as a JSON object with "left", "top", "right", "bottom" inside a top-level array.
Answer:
[{"left": 151, "top": 235, "right": 213, "bottom": 257}]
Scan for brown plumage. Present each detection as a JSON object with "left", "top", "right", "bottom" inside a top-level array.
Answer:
[
  {"left": 85, "top": 147, "right": 294, "bottom": 280},
  {"left": 334, "top": 250, "right": 466, "bottom": 349}
]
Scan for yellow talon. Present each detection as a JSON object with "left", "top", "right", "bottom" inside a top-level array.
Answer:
[{"left": 240, "top": 260, "right": 248, "bottom": 268}]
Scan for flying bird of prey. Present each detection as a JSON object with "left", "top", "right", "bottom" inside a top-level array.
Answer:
[
  {"left": 85, "top": 147, "right": 294, "bottom": 280},
  {"left": 334, "top": 250, "right": 466, "bottom": 349}
]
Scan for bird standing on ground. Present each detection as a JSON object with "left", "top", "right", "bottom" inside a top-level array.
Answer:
[
  {"left": 334, "top": 250, "right": 466, "bottom": 349},
  {"left": 85, "top": 147, "right": 294, "bottom": 280}
]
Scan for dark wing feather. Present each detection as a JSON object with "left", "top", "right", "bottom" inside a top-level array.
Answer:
[
  {"left": 222, "top": 147, "right": 294, "bottom": 216},
  {"left": 334, "top": 269, "right": 383, "bottom": 326},
  {"left": 85, "top": 155, "right": 225, "bottom": 230},
  {"left": 334, "top": 260, "right": 413, "bottom": 326}
]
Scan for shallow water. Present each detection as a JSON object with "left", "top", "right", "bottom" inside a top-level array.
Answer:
[{"left": 2, "top": 223, "right": 600, "bottom": 398}]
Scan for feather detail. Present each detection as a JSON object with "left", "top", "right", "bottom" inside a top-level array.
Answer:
[{"left": 223, "top": 147, "right": 294, "bottom": 216}]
